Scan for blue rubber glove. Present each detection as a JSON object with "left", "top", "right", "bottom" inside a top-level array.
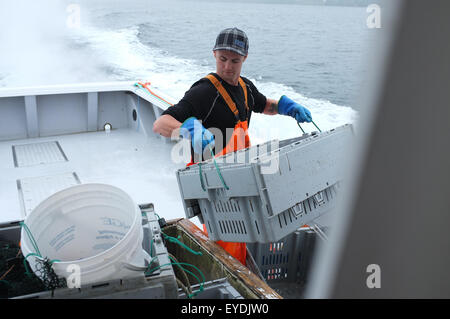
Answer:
[
  {"left": 278, "top": 95, "right": 312, "bottom": 123},
  {"left": 180, "top": 117, "right": 215, "bottom": 154}
]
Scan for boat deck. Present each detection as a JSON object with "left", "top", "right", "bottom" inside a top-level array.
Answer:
[{"left": 0, "top": 128, "right": 187, "bottom": 224}]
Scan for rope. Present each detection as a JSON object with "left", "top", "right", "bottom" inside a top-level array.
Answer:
[
  {"left": 140, "top": 211, "right": 205, "bottom": 298},
  {"left": 175, "top": 263, "right": 204, "bottom": 298},
  {"left": 311, "top": 120, "right": 322, "bottom": 132},
  {"left": 176, "top": 277, "right": 191, "bottom": 297},
  {"left": 297, "top": 122, "right": 306, "bottom": 134},
  {"left": 23, "top": 253, "right": 60, "bottom": 277},
  {"left": 198, "top": 163, "right": 206, "bottom": 191},
  {"left": 146, "top": 260, "right": 205, "bottom": 298},
  {"left": 297, "top": 120, "right": 322, "bottom": 133},
  {"left": 209, "top": 146, "right": 229, "bottom": 190},
  {"left": 19, "top": 221, "right": 61, "bottom": 285},
  {"left": 23, "top": 253, "right": 41, "bottom": 277},
  {"left": 149, "top": 239, "right": 154, "bottom": 257},
  {"left": 161, "top": 232, "right": 203, "bottom": 256},
  {"left": 197, "top": 146, "right": 229, "bottom": 191},
  {"left": 145, "top": 256, "right": 159, "bottom": 274},
  {"left": 0, "top": 250, "right": 20, "bottom": 281},
  {"left": 135, "top": 81, "right": 174, "bottom": 107},
  {"left": 19, "top": 222, "right": 41, "bottom": 257},
  {"left": 168, "top": 254, "right": 192, "bottom": 296}
]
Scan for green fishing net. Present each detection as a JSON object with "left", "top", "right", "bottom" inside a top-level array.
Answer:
[{"left": 0, "top": 240, "right": 66, "bottom": 298}]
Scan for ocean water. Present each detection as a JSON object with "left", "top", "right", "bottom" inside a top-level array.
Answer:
[{"left": 0, "top": 0, "right": 370, "bottom": 143}]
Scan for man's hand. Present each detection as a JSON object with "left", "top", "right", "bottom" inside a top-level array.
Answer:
[
  {"left": 180, "top": 117, "right": 215, "bottom": 154},
  {"left": 277, "top": 95, "right": 312, "bottom": 123}
]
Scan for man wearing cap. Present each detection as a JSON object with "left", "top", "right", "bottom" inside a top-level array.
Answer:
[{"left": 153, "top": 27, "right": 312, "bottom": 265}]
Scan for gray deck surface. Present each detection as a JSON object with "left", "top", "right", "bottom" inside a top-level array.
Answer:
[{"left": 0, "top": 128, "right": 187, "bottom": 224}]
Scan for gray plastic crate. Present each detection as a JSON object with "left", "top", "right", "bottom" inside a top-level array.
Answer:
[
  {"left": 178, "top": 278, "right": 243, "bottom": 299},
  {"left": 176, "top": 124, "right": 352, "bottom": 243},
  {"left": 1, "top": 204, "right": 179, "bottom": 299},
  {"left": 247, "top": 227, "right": 322, "bottom": 298}
]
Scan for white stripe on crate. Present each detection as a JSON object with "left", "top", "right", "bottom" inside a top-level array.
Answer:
[
  {"left": 12, "top": 141, "right": 68, "bottom": 167},
  {"left": 17, "top": 172, "right": 81, "bottom": 217}
]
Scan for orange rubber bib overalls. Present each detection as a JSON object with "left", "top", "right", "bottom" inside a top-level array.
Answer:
[{"left": 189, "top": 74, "right": 250, "bottom": 265}]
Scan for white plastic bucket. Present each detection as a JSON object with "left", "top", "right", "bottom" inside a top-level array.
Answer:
[{"left": 20, "top": 183, "right": 149, "bottom": 287}]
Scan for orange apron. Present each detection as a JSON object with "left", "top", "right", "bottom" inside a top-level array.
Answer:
[{"left": 194, "top": 74, "right": 251, "bottom": 265}]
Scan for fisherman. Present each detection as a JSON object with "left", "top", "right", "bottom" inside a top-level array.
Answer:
[{"left": 153, "top": 27, "right": 312, "bottom": 265}]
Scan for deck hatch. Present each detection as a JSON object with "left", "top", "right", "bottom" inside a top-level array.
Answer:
[
  {"left": 17, "top": 172, "right": 81, "bottom": 217},
  {"left": 12, "top": 141, "right": 68, "bottom": 167}
]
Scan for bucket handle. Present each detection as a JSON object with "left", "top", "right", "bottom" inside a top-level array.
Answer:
[{"left": 122, "top": 249, "right": 152, "bottom": 271}]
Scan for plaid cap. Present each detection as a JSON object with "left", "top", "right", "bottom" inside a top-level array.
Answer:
[{"left": 213, "top": 27, "right": 249, "bottom": 56}]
